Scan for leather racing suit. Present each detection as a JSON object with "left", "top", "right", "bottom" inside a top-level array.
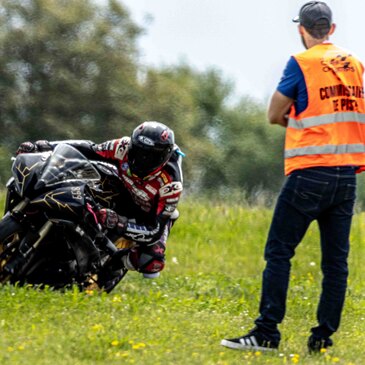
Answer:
[{"left": 40, "top": 138, "right": 184, "bottom": 274}]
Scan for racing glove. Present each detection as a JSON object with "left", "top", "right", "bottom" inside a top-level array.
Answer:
[
  {"left": 97, "top": 208, "right": 128, "bottom": 234},
  {"left": 16, "top": 141, "right": 36, "bottom": 154},
  {"left": 16, "top": 140, "right": 52, "bottom": 155}
]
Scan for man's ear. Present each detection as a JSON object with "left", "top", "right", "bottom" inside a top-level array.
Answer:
[
  {"left": 328, "top": 23, "right": 336, "bottom": 36},
  {"left": 298, "top": 25, "right": 306, "bottom": 36}
]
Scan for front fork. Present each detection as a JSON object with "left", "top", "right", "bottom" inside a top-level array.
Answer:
[
  {"left": 4, "top": 220, "right": 53, "bottom": 276},
  {"left": 20, "top": 220, "right": 53, "bottom": 255},
  {"left": 10, "top": 197, "right": 53, "bottom": 252},
  {"left": 4, "top": 197, "right": 53, "bottom": 275}
]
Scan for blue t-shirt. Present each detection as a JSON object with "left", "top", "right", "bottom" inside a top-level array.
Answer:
[{"left": 277, "top": 56, "right": 308, "bottom": 115}]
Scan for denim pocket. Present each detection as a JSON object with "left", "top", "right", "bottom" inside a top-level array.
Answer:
[
  {"left": 344, "top": 183, "right": 357, "bottom": 200},
  {"left": 291, "top": 175, "right": 329, "bottom": 212},
  {"left": 338, "top": 183, "right": 356, "bottom": 215}
]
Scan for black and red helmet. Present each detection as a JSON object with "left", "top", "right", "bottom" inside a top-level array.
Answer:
[{"left": 128, "top": 121, "right": 175, "bottom": 178}]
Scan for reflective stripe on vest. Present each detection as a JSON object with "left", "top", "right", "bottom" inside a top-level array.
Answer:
[
  {"left": 285, "top": 143, "right": 365, "bottom": 158},
  {"left": 288, "top": 111, "right": 365, "bottom": 129},
  {"left": 284, "top": 43, "right": 365, "bottom": 175}
]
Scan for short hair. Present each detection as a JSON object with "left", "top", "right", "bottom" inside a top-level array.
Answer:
[{"left": 306, "top": 19, "right": 331, "bottom": 39}]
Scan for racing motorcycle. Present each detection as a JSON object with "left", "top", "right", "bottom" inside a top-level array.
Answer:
[{"left": 0, "top": 143, "right": 132, "bottom": 293}]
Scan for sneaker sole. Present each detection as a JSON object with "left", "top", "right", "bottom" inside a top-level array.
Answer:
[{"left": 220, "top": 339, "right": 277, "bottom": 351}]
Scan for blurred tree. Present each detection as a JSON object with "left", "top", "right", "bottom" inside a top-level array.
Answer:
[
  {"left": 202, "top": 97, "right": 286, "bottom": 195},
  {"left": 138, "top": 65, "right": 235, "bottom": 191},
  {"left": 0, "top": 0, "right": 290, "bottom": 203},
  {"left": 0, "top": 0, "right": 142, "bottom": 148},
  {"left": 0, "top": 145, "right": 12, "bottom": 186}
]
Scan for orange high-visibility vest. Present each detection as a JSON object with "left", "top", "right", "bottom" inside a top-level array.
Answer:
[{"left": 285, "top": 43, "right": 365, "bottom": 175}]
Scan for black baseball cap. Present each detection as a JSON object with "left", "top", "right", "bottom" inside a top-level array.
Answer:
[{"left": 293, "top": 1, "right": 332, "bottom": 29}]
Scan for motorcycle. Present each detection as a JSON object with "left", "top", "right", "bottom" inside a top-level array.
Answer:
[{"left": 0, "top": 143, "right": 132, "bottom": 293}]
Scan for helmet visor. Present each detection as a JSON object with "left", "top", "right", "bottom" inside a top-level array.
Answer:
[{"left": 128, "top": 145, "right": 168, "bottom": 178}]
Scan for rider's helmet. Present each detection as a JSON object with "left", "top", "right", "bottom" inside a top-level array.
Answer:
[{"left": 128, "top": 121, "right": 175, "bottom": 178}]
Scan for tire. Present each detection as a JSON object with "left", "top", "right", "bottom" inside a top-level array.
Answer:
[
  {"left": 97, "top": 267, "right": 128, "bottom": 293},
  {"left": 0, "top": 214, "right": 24, "bottom": 283},
  {"left": 0, "top": 217, "right": 76, "bottom": 287}
]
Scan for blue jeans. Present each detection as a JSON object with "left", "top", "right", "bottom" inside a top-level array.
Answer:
[{"left": 254, "top": 166, "right": 357, "bottom": 343}]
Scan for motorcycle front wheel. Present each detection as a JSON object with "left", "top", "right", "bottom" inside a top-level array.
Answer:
[{"left": 0, "top": 214, "right": 24, "bottom": 283}]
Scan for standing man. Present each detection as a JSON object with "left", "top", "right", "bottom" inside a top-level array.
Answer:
[{"left": 221, "top": 1, "right": 365, "bottom": 352}]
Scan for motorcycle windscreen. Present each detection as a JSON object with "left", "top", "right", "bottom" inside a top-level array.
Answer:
[{"left": 38, "top": 144, "right": 101, "bottom": 187}]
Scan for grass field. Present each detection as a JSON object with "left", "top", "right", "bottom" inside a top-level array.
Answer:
[{"left": 1, "top": 193, "right": 365, "bottom": 364}]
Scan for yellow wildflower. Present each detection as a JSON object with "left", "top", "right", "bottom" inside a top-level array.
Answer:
[
  {"left": 132, "top": 342, "right": 146, "bottom": 350},
  {"left": 91, "top": 324, "right": 104, "bottom": 332},
  {"left": 112, "top": 296, "right": 122, "bottom": 303},
  {"left": 291, "top": 354, "right": 300, "bottom": 364}
]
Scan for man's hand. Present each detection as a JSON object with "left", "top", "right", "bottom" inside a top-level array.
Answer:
[
  {"left": 97, "top": 208, "right": 128, "bottom": 233},
  {"left": 267, "top": 90, "right": 293, "bottom": 127},
  {"left": 16, "top": 140, "right": 51, "bottom": 155},
  {"left": 16, "top": 141, "right": 37, "bottom": 155},
  {"left": 97, "top": 208, "right": 119, "bottom": 229}
]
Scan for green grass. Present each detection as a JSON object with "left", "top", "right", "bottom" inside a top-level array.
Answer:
[{"left": 1, "top": 194, "right": 365, "bottom": 364}]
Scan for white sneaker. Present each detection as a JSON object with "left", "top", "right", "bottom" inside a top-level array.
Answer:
[{"left": 221, "top": 331, "right": 278, "bottom": 351}]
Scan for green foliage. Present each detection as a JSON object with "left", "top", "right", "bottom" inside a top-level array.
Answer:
[
  {"left": 9, "top": 0, "right": 365, "bottom": 206},
  {"left": 0, "top": 0, "right": 142, "bottom": 146},
  {"left": 0, "top": 0, "right": 288, "bottom": 199},
  {"left": 199, "top": 97, "right": 286, "bottom": 195},
  {"left": 1, "top": 197, "right": 365, "bottom": 364},
  {"left": 0, "top": 145, "right": 12, "bottom": 186}
]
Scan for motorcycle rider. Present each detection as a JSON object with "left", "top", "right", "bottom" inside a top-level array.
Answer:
[{"left": 16, "top": 121, "right": 184, "bottom": 280}]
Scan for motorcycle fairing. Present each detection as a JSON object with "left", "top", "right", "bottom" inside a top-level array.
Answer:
[
  {"left": 29, "top": 185, "right": 87, "bottom": 217},
  {"left": 12, "top": 153, "right": 48, "bottom": 197},
  {"left": 37, "top": 144, "right": 101, "bottom": 188},
  {"left": 12, "top": 144, "right": 101, "bottom": 200}
]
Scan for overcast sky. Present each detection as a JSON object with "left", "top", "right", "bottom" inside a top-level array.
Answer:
[{"left": 120, "top": 0, "right": 365, "bottom": 103}]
